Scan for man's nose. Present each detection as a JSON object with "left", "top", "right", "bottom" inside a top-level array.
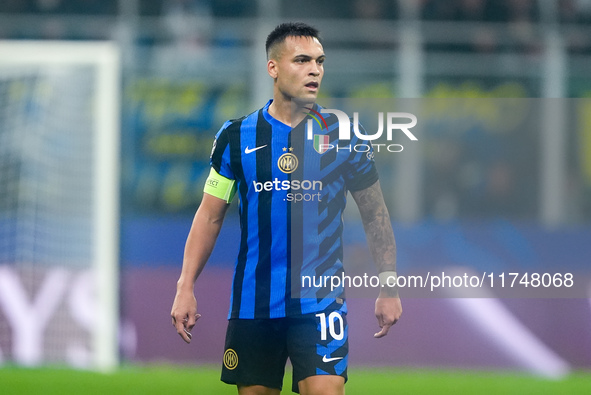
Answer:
[{"left": 309, "top": 62, "right": 320, "bottom": 76}]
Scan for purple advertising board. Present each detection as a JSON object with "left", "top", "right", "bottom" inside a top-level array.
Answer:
[{"left": 118, "top": 218, "right": 591, "bottom": 379}]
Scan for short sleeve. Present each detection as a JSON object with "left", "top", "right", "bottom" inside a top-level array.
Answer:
[
  {"left": 210, "top": 121, "right": 235, "bottom": 181},
  {"left": 343, "top": 123, "right": 379, "bottom": 191}
]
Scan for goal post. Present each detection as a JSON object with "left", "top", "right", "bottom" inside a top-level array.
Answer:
[{"left": 0, "top": 41, "right": 120, "bottom": 371}]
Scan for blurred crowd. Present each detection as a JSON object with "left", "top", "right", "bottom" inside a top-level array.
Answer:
[
  {"left": 0, "top": 0, "right": 117, "bottom": 15},
  {"left": 1, "top": 1, "right": 590, "bottom": 42},
  {"left": 0, "top": 0, "right": 249, "bottom": 17},
  {"left": 422, "top": 0, "right": 591, "bottom": 23},
  {"left": 2, "top": 0, "right": 590, "bottom": 54},
  {"left": 1, "top": 0, "right": 590, "bottom": 22}
]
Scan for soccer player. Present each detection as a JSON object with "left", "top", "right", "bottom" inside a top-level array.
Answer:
[{"left": 171, "top": 22, "right": 402, "bottom": 395}]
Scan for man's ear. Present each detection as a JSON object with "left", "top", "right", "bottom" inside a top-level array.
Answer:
[{"left": 267, "top": 59, "right": 278, "bottom": 79}]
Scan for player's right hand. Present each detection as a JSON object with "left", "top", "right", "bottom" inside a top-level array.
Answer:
[{"left": 171, "top": 291, "right": 201, "bottom": 344}]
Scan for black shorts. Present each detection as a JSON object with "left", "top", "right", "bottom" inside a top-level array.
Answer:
[{"left": 221, "top": 311, "right": 348, "bottom": 393}]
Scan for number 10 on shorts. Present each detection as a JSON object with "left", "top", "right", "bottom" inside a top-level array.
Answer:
[{"left": 315, "top": 312, "right": 344, "bottom": 341}]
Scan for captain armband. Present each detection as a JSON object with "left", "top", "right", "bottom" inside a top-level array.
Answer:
[{"left": 203, "top": 167, "right": 237, "bottom": 203}]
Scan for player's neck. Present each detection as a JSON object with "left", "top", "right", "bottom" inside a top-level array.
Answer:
[{"left": 268, "top": 96, "right": 311, "bottom": 127}]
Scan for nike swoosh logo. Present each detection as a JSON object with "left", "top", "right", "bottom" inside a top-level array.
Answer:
[
  {"left": 244, "top": 145, "right": 267, "bottom": 154},
  {"left": 322, "top": 355, "right": 344, "bottom": 363}
]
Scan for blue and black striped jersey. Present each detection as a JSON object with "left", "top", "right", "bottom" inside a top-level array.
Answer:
[{"left": 210, "top": 100, "right": 378, "bottom": 319}]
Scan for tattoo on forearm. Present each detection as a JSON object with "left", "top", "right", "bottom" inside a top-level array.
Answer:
[{"left": 352, "top": 182, "right": 397, "bottom": 273}]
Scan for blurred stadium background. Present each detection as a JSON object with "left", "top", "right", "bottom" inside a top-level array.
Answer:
[{"left": 1, "top": 0, "right": 591, "bottom": 392}]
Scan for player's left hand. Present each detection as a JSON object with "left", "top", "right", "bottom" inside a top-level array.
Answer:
[{"left": 374, "top": 295, "right": 402, "bottom": 338}]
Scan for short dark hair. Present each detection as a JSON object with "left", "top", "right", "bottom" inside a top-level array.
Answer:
[{"left": 265, "top": 22, "right": 321, "bottom": 58}]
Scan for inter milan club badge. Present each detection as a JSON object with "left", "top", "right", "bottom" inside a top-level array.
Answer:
[
  {"left": 223, "top": 348, "right": 238, "bottom": 370},
  {"left": 278, "top": 148, "right": 298, "bottom": 173}
]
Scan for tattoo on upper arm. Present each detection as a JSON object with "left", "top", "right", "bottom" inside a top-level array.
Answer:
[{"left": 352, "top": 182, "right": 397, "bottom": 273}]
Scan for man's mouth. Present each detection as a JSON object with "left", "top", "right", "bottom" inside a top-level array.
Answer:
[{"left": 305, "top": 82, "right": 319, "bottom": 89}]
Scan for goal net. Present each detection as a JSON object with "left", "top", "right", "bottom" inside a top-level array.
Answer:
[{"left": 0, "top": 41, "right": 120, "bottom": 371}]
